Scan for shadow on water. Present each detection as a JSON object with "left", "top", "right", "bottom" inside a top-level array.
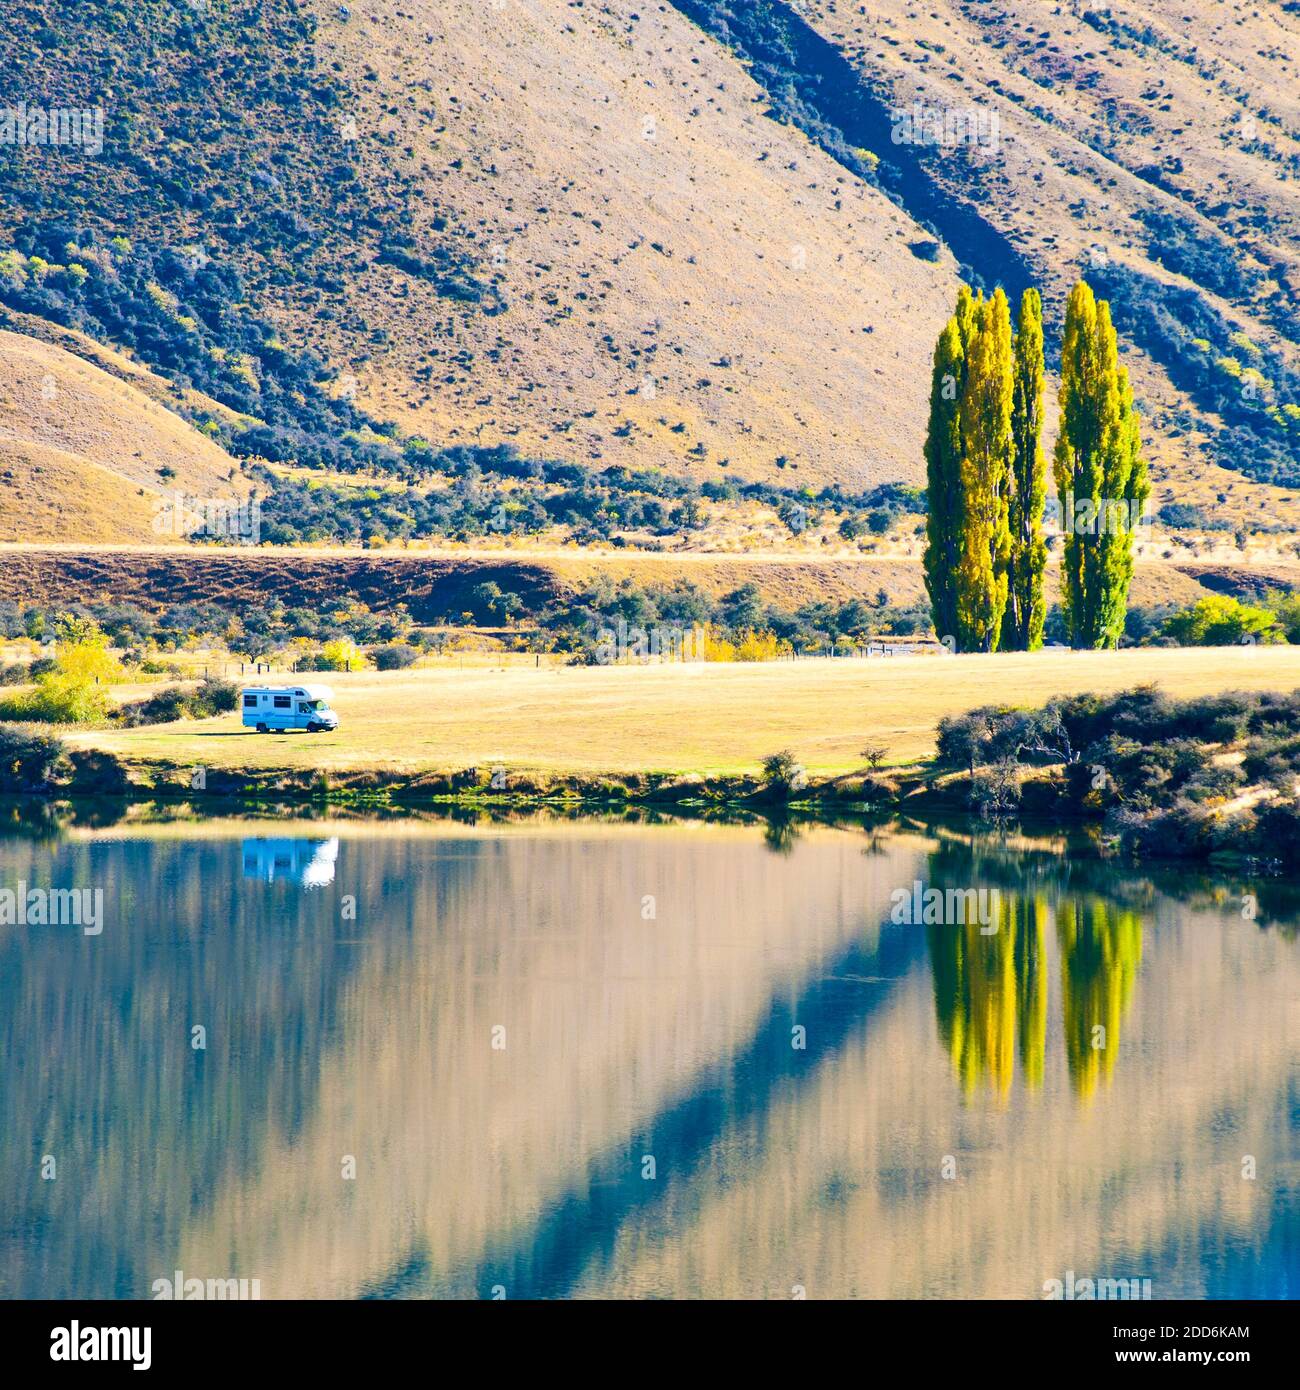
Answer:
[{"left": 454, "top": 908, "right": 926, "bottom": 1300}]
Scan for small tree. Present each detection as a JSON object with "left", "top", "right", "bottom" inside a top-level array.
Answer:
[
  {"left": 0, "top": 620, "right": 122, "bottom": 724},
  {"left": 762, "top": 749, "right": 807, "bottom": 798},
  {"left": 318, "top": 638, "right": 369, "bottom": 672},
  {"left": 1162, "top": 595, "right": 1278, "bottom": 646},
  {"left": 860, "top": 743, "right": 889, "bottom": 771}
]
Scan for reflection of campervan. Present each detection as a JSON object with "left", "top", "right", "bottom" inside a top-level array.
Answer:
[
  {"left": 241, "top": 684, "right": 338, "bottom": 733},
  {"left": 241, "top": 837, "right": 340, "bottom": 887}
]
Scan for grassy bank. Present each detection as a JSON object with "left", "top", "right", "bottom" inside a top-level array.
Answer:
[
  {"left": 4, "top": 651, "right": 1300, "bottom": 868},
  {"left": 58, "top": 646, "right": 1300, "bottom": 778}
]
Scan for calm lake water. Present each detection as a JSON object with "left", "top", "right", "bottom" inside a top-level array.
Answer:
[{"left": 2, "top": 810, "right": 1297, "bottom": 1300}]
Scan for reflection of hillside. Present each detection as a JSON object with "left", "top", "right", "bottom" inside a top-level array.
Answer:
[
  {"left": 576, "top": 897, "right": 1298, "bottom": 1298},
  {"left": 0, "top": 831, "right": 476, "bottom": 1299},
  {"left": 171, "top": 826, "right": 925, "bottom": 1299},
  {"left": 0, "top": 822, "right": 926, "bottom": 1298},
  {"left": 4, "top": 818, "right": 1295, "bottom": 1300}
]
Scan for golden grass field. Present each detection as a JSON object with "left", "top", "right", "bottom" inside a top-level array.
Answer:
[{"left": 67, "top": 645, "right": 1300, "bottom": 777}]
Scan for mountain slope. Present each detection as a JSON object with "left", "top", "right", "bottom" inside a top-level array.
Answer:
[
  {"left": 777, "top": 0, "right": 1300, "bottom": 513},
  {"left": 281, "top": 0, "right": 962, "bottom": 489},
  {"left": 0, "top": 330, "right": 243, "bottom": 543},
  {"left": 0, "top": 0, "right": 1297, "bottom": 544}
]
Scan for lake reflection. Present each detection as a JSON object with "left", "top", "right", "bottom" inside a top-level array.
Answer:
[{"left": 0, "top": 814, "right": 1296, "bottom": 1300}]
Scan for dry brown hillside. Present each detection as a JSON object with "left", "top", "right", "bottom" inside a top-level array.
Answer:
[
  {"left": 289, "top": 0, "right": 959, "bottom": 491},
  {"left": 796, "top": 0, "right": 1300, "bottom": 526},
  {"left": 0, "top": 331, "right": 245, "bottom": 544},
  {"left": 0, "top": 0, "right": 1296, "bottom": 552}
]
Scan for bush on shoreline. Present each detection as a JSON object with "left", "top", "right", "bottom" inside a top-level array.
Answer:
[
  {"left": 937, "top": 684, "right": 1300, "bottom": 864},
  {"left": 0, "top": 724, "right": 66, "bottom": 790}
]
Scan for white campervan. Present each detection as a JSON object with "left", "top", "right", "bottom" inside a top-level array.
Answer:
[{"left": 240, "top": 684, "right": 338, "bottom": 734}]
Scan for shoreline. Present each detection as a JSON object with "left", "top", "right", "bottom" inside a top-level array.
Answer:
[{"left": 2, "top": 755, "right": 1285, "bottom": 872}]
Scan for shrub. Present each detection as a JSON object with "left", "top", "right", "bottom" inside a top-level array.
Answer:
[
  {"left": 320, "top": 638, "right": 368, "bottom": 672},
  {"left": 0, "top": 673, "right": 110, "bottom": 724},
  {"left": 0, "top": 724, "right": 66, "bottom": 790},
  {"left": 371, "top": 643, "right": 420, "bottom": 671},
  {"left": 116, "top": 687, "right": 190, "bottom": 727},
  {"left": 115, "top": 679, "right": 239, "bottom": 726},
  {"left": 1271, "top": 593, "right": 1300, "bottom": 644},
  {"left": 1157, "top": 502, "right": 1209, "bottom": 529},
  {"left": 1256, "top": 801, "right": 1300, "bottom": 866},
  {"left": 761, "top": 749, "right": 807, "bottom": 798},
  {"left": 1162, "top": 595, "right": 1280, "bottom": 646},
  {"left": 971, "top": 759, "right": 1021, "bottom": 814},
  {"left": 189, "top": 678, "right": 239, "bottom": 716}
]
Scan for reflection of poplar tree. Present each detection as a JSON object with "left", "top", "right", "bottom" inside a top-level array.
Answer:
[
  {"left": 927, "top": 889, "right": 1049, "bottom": 1097},
  {"left": 1015, "top": 896, "right": 1048, "bottom": 1088},
  {"left": 1057, "top": 897, "right": 1143, "bottom": 1099},
  {"left": 928, "top": 915, "right": 1015, "bottom": 1097}
]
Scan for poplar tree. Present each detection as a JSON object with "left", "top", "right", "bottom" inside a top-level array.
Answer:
[
  {"left": 1053, "top": 282, "right": 1148, "bottom": 648},
  {"left": 1002, "top": 287, "right": 1047, "bottom": 650},
  {"left": 922, "top": 315, "right": 965, "bottom": 644},
  {"left": 922, "top": 288, "right": 977, "bottom": 644},
  {"left": 955, "top": 288, "right": 1013, "bottom": 652}
]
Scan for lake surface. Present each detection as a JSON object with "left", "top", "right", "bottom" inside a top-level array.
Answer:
[{"left": 2, "top": 810, "right": 1297, "bottom": 1300}]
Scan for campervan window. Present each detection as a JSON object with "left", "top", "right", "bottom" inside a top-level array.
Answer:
[
  {"left": 273, "top": 696, "right": 291, "bottom": 709},
  {"left": 243, "top": 694, "right": 257, "bottom": 709}
]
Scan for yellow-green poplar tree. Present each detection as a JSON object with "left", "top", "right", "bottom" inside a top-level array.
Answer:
[
  {"left": 922, "top": 288, "right": 977, "bottom": 644},
  {"left": 955, "top": 288, "right": 1013, "bottom": 651},
  {"left": 1002, "top": 288, "right": 1047, "bottom": 650},
  {"left": 1054, "top": 282, "right": 1148, "bottom": 648}
]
